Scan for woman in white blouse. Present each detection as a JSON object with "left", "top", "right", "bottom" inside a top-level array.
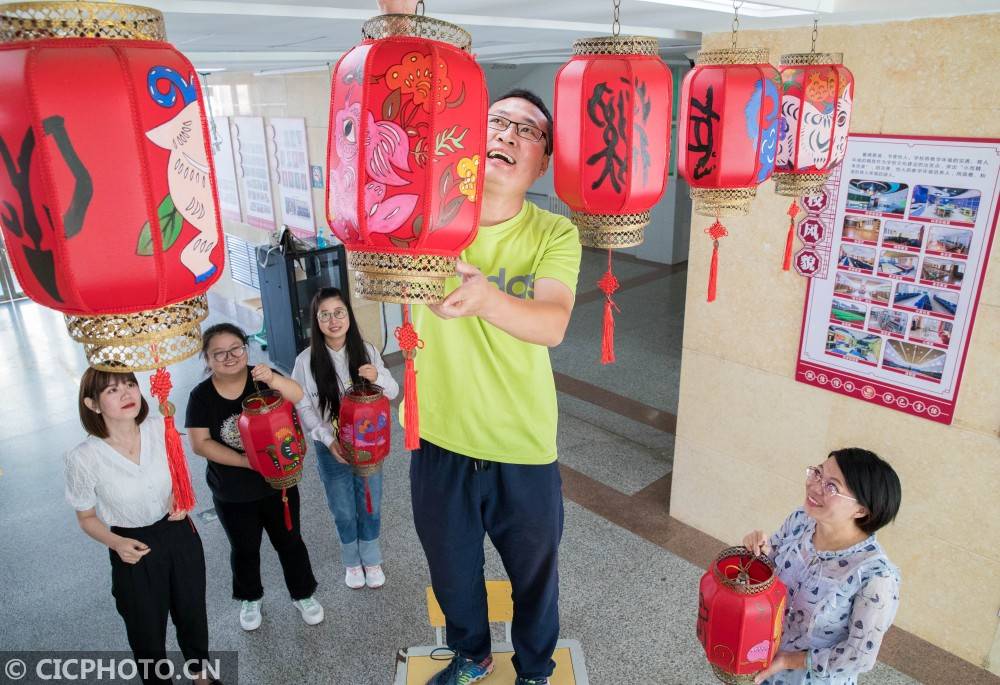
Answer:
[
  {"left": 65, "top": 369, "right": 218, "bottom": 685},
  {"left": 742, "top": 448, "right": 902, "bottom": 685}
]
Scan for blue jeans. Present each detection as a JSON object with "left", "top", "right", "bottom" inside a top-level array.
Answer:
[{"left": 313, "top": 441, "right": 383, "bottom": 568}]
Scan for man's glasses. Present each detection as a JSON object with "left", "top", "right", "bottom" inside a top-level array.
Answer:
[
  {"left": 317, "top": 309, "right": 348, "bottom": 323},
  {"left": 805, "top": 466, "right": 858, "bottom": 502},
  {"left": 211, "top": 345, "right": 247, "bottom": 363},
  {"left": 487, "top": 114, "right": 548, "bottom": 147}
]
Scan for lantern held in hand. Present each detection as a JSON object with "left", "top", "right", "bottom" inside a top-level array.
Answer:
[{"left": 338, "top": 381, "right": 391, "bottom": 514}]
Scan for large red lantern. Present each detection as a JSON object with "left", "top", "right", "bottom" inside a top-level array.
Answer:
[
  {"left": 554, "top": 34, "right": 672, "bottom": 364},
  {"left": 697, "top": 547, "right": 788, "bottom": 684},
  {"left": 774, "top": 49, "right": 854, "bottom": 270},
  {"left": 327, "top": 11, "right": 487, "bottom": 450},
  {"left": 238, "top": 389, "right": 307, "bottom": 529},
  {"left": 677, "top": 47, "right": 781, "bottom": 301},
  {"left": 0, "top": 2, "right": 226, "bottom": 510},
  {"left": 338, "top": 382, "right": 391, "bottom": 513}
]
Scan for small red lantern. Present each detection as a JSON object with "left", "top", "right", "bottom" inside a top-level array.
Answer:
[
  {"left": 0, "top": 2, "right": 226, "bottom": 510},
  {"left": 327, "top": 11, "right": 487, "bottom": 449},
  {"left": 238, "top": 389, "right": 307, "bottom": 529},
  {"left": 774, "top": 51, "right": 854, "bottom": 270},
  {"left": 554, "top": 35, "right": 672, "bottom": 364},
  {"left": 338, "top": 382, "right": 391, "bottom": 514},
  {"left": 697, "top": 547, "right": 787, "bottom": 684},
  {"left": 677, "top": 47, "right": 781, "bottom": 301}
]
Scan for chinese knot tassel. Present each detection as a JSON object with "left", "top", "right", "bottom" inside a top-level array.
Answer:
[
  {"left": 705, "top": 220, "right": 729, "bottom": 303},
  {"left": 395, "top": 304, "right": 424, "bottom": 451},
  {"left": 598, "top": 249, "right": 621, "bottom": 365},
  {"left": 149, "top": 367, "right": 196, "bottom": 511},
  {"left": 281, "top": 488, "right": 292, "bottom": 530},
  {"left": 364, "top": 478, "right": 374, "bottom": 515},
  {"left": 783, "top": 200, "right": 799, "bottom": 271}
]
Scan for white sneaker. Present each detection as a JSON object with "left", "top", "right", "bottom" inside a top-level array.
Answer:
[
  {"left": 345, "top": 565, "right": 365, "bottom": 589},
  {"left": 292, "top": 596, "right": 324, "bottom": 626},
  {"left": 364, "top": 565, "right": 385, "bottom": 589},
  {"left": 239, "top": 599, "right": 262, "bottom": 631}
]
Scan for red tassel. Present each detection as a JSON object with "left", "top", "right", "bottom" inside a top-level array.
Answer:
[
  {"left": 705, "top": 220, "right": 729, "bottom": 303},
  {"left": 282, "top": 488, "right": 292, "bottom": 531},
  {"left": 394, "top": 304, "right": 424, "bottom": 451},
  {"left": 597, "top": 249, "right": 620, "bottom": 365},
  {"left": 364, "top": 478, "right": 373, "bottom": 515},
  {"left": 783, "top": 200, "right": 799, "bottom": 271},
  {"left": 149, "top": 367, "right": 196, "bottom": 511}
]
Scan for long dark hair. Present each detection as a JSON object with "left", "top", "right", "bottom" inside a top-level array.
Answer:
[{"left": 309, "top": 287, "right": 369, "bottom": 421}]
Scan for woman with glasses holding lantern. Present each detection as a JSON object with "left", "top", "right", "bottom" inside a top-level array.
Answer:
[
  {"left": 742, "top": 448, "right": 902, "bottom": 685},
  {"left": 185, "top": 323, "right": 324, "bottom": 632}
]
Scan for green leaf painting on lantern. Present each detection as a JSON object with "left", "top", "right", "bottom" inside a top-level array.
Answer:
[
  {"left": 136, "top": 194, "right": 183, "bottom": 256},
  {"left": 435, "top": 126, "right": 467, "bottom": 157}
]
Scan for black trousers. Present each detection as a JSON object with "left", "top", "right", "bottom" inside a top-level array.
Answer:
[
  {"left": 411, "top": 440, "right": 564, "bottom": 681},
  {"left": 213, "top": 486, "right": 317, "bottom": 601},
  {"left": 109, "top": 516, "right": 209, "bottom": 685}
]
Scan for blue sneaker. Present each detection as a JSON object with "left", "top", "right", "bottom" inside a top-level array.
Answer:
[
  {"left": 426, "top": 655, "right": 494, "bottom": 684},
  {"left": 514, "top": 679, "right": 550, "bottom": 685}
]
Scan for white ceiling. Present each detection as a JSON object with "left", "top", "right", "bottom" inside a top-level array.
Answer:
[{"left": 128, "top": 0, "right": 1000, "bottom": 72}]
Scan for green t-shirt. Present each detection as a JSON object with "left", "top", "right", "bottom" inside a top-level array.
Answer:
[{"left": 405, "top": 200, "right": 581, "bottom": 465}]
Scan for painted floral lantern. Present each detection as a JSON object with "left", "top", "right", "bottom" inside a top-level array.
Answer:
[
  {"left": 554, "top": 34, "right": 672, "bottom": 364},
  {"left": 338, "top": 381, "right": 391, "bottom": 513},
  {"left": 0, "top": 1, "right": 226, "bottom": 509},
  {"left": 326, "top": 10, "right": 487, "bottom": 449},
  {"left": 697, "top": 546, "right": 788, "bottom": 684},
  {"left": 677, "top": 47, "right": 781, "bottom": 301}
]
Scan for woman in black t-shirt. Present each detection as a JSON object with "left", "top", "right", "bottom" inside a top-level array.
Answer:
[{"left": 185, "top": 323, "right": 324, "bottom": 631}]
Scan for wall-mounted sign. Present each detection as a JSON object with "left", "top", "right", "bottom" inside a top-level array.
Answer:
[
  {"left": 233, "top": 116, "right": 276, "bottom": 231},
  {"left": 268, "top": 117, "right": 315, "bottom": 237},
  {"left": 211, "top": 116, "right": 242, "bottom": 223}
]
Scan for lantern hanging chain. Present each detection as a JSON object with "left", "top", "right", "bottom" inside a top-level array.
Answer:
[
  {"left": 415, "top": 0, "right": 426, "bottom": 16},
  {"left": 611, "top": 0, "right": 621, "bottom": 37},
  {"left": 811, "top": 18, "right": 818, "bottom": 53},
  {"left": 731, "top": 0, "right": 743, "bottom": 49}
]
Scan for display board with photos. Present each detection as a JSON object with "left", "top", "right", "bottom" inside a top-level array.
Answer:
[
  {"left": 796, "top": 134, "right": 1000, "bottom": 424},
  {"left": 232, "top": 116, "right": 277, "bottom": 231},
  {"left": 268, "top": 117, "right": 316, "bottom": 237}
]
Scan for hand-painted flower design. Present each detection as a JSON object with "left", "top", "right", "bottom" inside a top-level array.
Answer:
[
  {"left": 456, "top": 154, "right": 480, "bottom": 201},
  {"left": 385, "top": 51, "right": 453, "bottom": 113},
  {"left": 805, "top": 72, "right": 836, "bottom": 112},
  {"left": 365, "top": 113, "right": 410, "bottom": 186},
  {"left": 364, "top": 182, "right": 418, "bottom": 234}
]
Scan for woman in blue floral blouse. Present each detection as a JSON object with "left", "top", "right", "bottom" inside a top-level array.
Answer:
[{"left": 742, "top": 448, "right": 902, "bottom": 685}]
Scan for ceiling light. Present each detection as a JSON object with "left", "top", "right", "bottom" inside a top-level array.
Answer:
[
  {"left": 195, "top": 67, "right": 227, "bottom": 73},
  {"left": 252, "top": 64, "right": 332, "bottom": 76},
  {"left": 637, "top": 0, "right": 815, "bottom": 17}
]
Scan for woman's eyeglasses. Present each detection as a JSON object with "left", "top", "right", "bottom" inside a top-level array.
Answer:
[
  {"left": 211, "top": 345, "right": 247, "bottom": 363},
  {"left": 805, "top": 466, "right": 858, "bottom": 502},
  {"left": 317, "top": 309, "right": 348, "bottom": 323}
]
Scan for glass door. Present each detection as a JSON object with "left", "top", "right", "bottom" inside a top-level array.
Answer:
[{"left": 0, "top": 232, "right": 26, "bottom": 303}]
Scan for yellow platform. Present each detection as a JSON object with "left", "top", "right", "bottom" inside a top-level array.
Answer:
[{"left": 392, "top": 582, "right": 589, "bottom": 684}]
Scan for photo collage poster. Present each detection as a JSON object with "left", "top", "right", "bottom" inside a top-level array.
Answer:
[
  {"left": 232, "top": 116, "right": 276, "bottom": 231},
  {"left": 797, "top": 134, "right": 1000, "bottom": 424},
  {"left": 268, "top": 117, "right": 316, "bottom": 237},
  {"left": 211, "top": 116, "right": 243, "bottom": 223}
]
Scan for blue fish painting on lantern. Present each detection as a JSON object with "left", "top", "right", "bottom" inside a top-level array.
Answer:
[{"left": 744, "top": 76, "right": 781, "bottom": 183}]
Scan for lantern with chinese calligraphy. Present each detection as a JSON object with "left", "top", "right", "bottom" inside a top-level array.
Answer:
[
  {"left": 338, "top": 382, "right": 391, "bottom": 514},
  {"left": 238, "top": 389, "right": 307, "bottom": 529},
  {"left": 697, "top": 547, "right": 788, "bottom": 684},
  {"left": 773, "top": 40, "right": 853, "bottom": 270},
  {"left": 327, "top": 9, "right": 487, "bottom": 449},
  {"left": 677, "top": 46, "right": 781, "bottom": 302},
  {"left": 0, "top": 2, "right": 226, "bottom": 510},
  {"left": 554, "top": 31, "right": 672, "bottom": 364}
]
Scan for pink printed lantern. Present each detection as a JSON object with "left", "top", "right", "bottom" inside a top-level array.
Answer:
[
  {"left": 774, "top": 50, "right": 854, "bottom": 270},
  {"left": 338, "top": 382, "right": 391, "bottom": 514},
  {"left": 238, "top": 389, "right": 307, "bottom": 529},
  {"left": 326, "top": 11, "right": 487, "bottom": 450}
]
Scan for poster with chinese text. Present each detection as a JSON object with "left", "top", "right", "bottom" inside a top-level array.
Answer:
[
  {"left": 211, "top": 116, "right": 242, "bottom": 223},
  {"left": 232, "top": 116, "right": 276, "bottom": 231},
  {"left": 796, "top": 134, "right": 999, "bottom": 424},
  {"left": 268, "top": 117, "right": 315, "bottom": 237}
]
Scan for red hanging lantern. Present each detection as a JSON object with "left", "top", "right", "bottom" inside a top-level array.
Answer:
[
  {"left": 554, "top": 35, "right": 672, "bottom": 364},
  {"left": 326, "top": 10, "right": 487, "bottom": 450},
  {"left": 697, "top": 547, "right": 787, "bottom": 684},
  {"left": 0, "top": 2, "right": 226, "bottom": 510},
  {"left": 774, "top": 48, "right": 853, "bottom": 270},
  {"left": 338, "top": 382, "right": 391, "bottom": 514},
  {"left": 677, "top": 47, "right": 781, "bottom": 302},
  {"left": 238, "top": 389, "right": 307, "bottom": 530}
]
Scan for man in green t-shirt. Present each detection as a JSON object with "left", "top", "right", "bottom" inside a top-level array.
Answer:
[{"left": 410, "top": 86, "right": 581, "bottom": 685}]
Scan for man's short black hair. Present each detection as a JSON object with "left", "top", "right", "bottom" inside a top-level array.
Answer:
[
  {"left": 491, "top": 88, "right": 553, "bottom": 155},
  {"left": 831, "top": 447, "right": 901, "bottom": 535}
]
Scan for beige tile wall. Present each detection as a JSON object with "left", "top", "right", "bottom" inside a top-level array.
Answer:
[
  {"left": 670, "top": 14, "right": 1000, "bottom": 672},
  {"left": 202, "top": 69, "right": 385, "bottom": 349}
]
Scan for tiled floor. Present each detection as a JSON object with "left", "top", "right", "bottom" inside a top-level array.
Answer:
[{"left": 0, "top": 251, "right": 943, "bottom": 683}]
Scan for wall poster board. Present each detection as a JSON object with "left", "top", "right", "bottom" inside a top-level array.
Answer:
[
  {"left": 796, "top": 134, "right": 1000, "bottom": 424},
  {"left": 211, "top": 116, "right": 242, "bottom": 223},
  {"left": 232, "top": 116, "right": 276, "bottom": 231},
  {"left": 268, "top": 117, "right": 315, "bottom": 237}
]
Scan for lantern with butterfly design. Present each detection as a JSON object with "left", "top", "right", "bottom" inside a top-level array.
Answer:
[{"left": 0, "top": 1, "right": 226, "bottom": 509}]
